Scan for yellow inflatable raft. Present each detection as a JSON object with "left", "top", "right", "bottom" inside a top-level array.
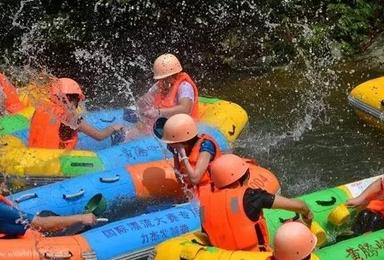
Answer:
[{"left": 348, "top": 76, "right": 384, "bottom": 130}]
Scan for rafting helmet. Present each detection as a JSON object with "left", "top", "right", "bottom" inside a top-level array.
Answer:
[
  {"left": 153, "top": 54, "right": 182, "bottom": 80},
  {"left": 209, "top": 154, "right": 249, "bottom": 189},
  {"left": 161, "top": 114, "right": 198, "bottom": 143},
  {"left": 51, "top": 78, "right": 85, "bottom": 101},
  {"left": 274, "top": 222, "right": 317, "bottom": 260}
]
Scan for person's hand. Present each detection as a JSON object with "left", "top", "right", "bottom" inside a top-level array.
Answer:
[
  {"left": 111, "top": 124, "right": 125, "bottom": 132},
  {"left": 345, "top": 197, "right": 365, "bottom": 208},
  {"left": 301, "top": 210, "right": 313, "bottom": 227},
  {"left": 142, "top": 109, "right": 160, "bottom": 119},
  {"left": 81, "top": 213, "right": 97, "bottom": 226},
  {"left": 175, "top": 145, "right": 187, "bottom": 158}
]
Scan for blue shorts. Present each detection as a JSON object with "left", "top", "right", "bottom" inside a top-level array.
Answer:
[{"left": 0, "top": 203, "right": 34, "bottom": 236}]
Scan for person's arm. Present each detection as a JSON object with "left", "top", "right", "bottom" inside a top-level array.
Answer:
[
  {"left": 31, "top": 213, "right": 96, "bottom": 232},
  {"left": 176, "top": 145, "right": 212, "bottom": 185},
  {"left": 272, "top": 195, "right": 313, "bottom": 225},
  {"left": 346, "top": 178, "right": 383, "bottom": 207},
  {"left": 78, "top": 121, "right": 123, "bottom": 141},
  {"left": 158, "top": 98, "right": 193, "bottom": 118}
]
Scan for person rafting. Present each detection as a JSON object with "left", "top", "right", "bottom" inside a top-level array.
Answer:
[
  {"left": 271, "top": 221, "right": 317, "bottom": 260},
  {"left": 0, "top": 192, "right": 96, "bottom": 237},
  {"left": 199, "top": 154, "right": 313, "bottom": 252},
  {"left": 0, "top": 72, "right": 25, "bottom": 115},
  {"left": 345, "top": 177, "right": 384, "bottom": 234},
  {"left": 157, "top": 113, "right": 221, "bottom": 196},
  {"left": 29, "top": 77, "right": 123, "bottom": 149},
  {"left": 120, "top": 53, "right": 199, "bottom": 141}
]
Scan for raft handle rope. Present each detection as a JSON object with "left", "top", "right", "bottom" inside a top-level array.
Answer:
[
  {"left": 99, "top": 116, "right": 116, "bottom": 123},
  {"left": 279, "top": 213, "right": 300, "bottom": 223},
  {"left": 63, "top": 189, "right": 85, "bottom": 200},
  {"left": 70, "top": 162, "right": 94, "bottom": 168},
  {"left": 15, "top": 192, "right": 37, "bottom": 203},
  {"left": 44, "top": 251, "right": 73, "bottom": 259},
  {"left": 315, "top": 196, "right": 336, "bottom": 206},
  {"left": 99, "top": 175, "right": 120, "bottom": 183}
]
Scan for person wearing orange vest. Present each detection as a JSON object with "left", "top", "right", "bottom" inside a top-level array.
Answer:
[
  {"left": 29, "top": 77, "right": 123, "bottom": 149},
  {"left": 346, "top": 177, "right": 384, "bottom": 234},
  {"left": 0, "top": 72, "right": 25, "bottom": 115},
  {"left": 120, "top": 54, "right": 199, "bottom": 141},
  {"left": 156, "top": 113, "right": 221, "bottom": 195},
  {"left": 200, "top": 154, "right": 313, "bottom": 252},
  {"left": 138, "top": 53, "right": 199, "bottom": 120}
]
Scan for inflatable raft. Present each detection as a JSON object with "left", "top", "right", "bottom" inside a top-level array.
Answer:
[
  {"left": 0, "top": 97, "right": 248, "bottom": 178},
  {"left": 0, "top": 162, "right": 280, "bottom": 260},
  {"left": 153, "top": 175, "right": 384, "bottom": 260},
  {"left": 348, "top": 77, "right": 384, "bottom": 131},
  {"left": 9, "top": 159, "right": 279, "bottom": 219}
]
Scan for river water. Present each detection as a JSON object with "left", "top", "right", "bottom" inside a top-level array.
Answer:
[{"left": 204, "top": 63, "right": 384, "bottom": 196}]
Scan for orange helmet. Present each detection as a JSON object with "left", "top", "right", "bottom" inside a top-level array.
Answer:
[
  {"left": 50, "top": 78, "right": 85, "bottom": 100},
  {"left": 274, "top": 222, "right": 317, "bottom": 260},
  {"left": 161, "top": 114, "right": 198, "bottom": 143},
  {"left": 153, "top": 54, "right": 182, "bottom": 80},
  {"left": 209, "top": 154, "right": 249, "bottom": 189}
]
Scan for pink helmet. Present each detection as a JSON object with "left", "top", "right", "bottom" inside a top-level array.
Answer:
[
  {"left": 50, "top": 78, "right": 85, "bottom": 100},
  {"left": 209, "top": 154, "right": 249, "bottom": 188},
  {"left": 274, "top": 222, "right": 317, "bottom": 260},
  {"left": 162, "top": 114, "right": 198, "bottom": 143},
  {"left": 153, "top": 54, "right": 182, "bottom": 80}
]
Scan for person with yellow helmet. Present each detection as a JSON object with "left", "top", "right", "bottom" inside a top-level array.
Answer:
[
  {"left": 199, "top": 154, "right": 313, "bottom": 252},
  {"left": 155, "top": 113, "right": 221, "bottom": 197},
  {"left": 29, "top": 77, "right": 123, "bottom": 149}
]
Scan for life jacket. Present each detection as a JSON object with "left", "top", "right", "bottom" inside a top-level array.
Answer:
[
  {"left": 367, "top": 200, "right": 384, "bottom": 216},
  {"left": 29, "top": 101, "right": 78, "bottom": 149},
  {"left": 199, "top": 184, "right": 270, "bottom": 251},
  {"left": 0, "top": 195, "right": 13, "bottom": 207},
  {"left": 366, "top": 178, "right": 384, "bottom": 216},
  {"left": 153, "top": 72, "right": 199, "bottom": 118},
  {"left": 178, "top": 134, "right": 222, "bottom": 191},
  {"left": 0, "top": 73, "right": 25, "bottom": 114}
]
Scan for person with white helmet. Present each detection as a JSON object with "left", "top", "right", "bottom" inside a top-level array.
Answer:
[
  {"left": 199, "top": 154, "right": 313, "bottom": 252},
  {"left": 273, "top": 222, "right": 317, "bottom": 260},
  {"left": 155, "top": 113, "right": 221, "bottom": 196},
  {"left": 29, "top": 77, "right": 123, "bottom": 149}
]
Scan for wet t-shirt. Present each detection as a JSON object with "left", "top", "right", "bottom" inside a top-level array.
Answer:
[{"left": 243, "top": 188, "right": 275, "bottom": 221}]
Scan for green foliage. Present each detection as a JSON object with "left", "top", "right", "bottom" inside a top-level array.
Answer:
[{"left": 327, "top": 0, "right": 384, "bottom": 55}]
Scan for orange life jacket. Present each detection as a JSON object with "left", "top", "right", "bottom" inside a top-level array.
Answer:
[
  {"left": 0, "top": 73, "right": 25, "bottom": 114},
  {"left": 367, "top": 200, "right": 384, "bottom": 216},
  {"left": 199, "top": 184, "right": 270, "bottom": 251},
  {"left": 153, "top": 72, "right": 199, "bottom": 118},
  {"left": 178, "top": 134, "right": 222, "bottom": 191},
  {"left": 0, "top": 195, "right": 13, "bottom": 207},
  {"left": 366, "top": 178, "right": 384, "bottom": 215},
  {"left": 29, "top": 101, "right": 78, "bottom": 149}
]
